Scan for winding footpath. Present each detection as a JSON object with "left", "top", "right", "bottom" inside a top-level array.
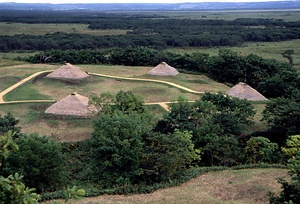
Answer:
[
  {"left": 0, "top": 70, "right": 56, "bottom": 104},
  {"left": 0, "top": 70, "right": 204, "bottom": 110}
]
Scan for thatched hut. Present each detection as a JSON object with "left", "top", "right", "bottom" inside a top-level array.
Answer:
[
  {"left": 46, "top": 63, "right": 89, "bottom": 81},
  {"left": 226, "top": 82, "right": 268, "bottom": 101},
  {"left": 45, "top": 93, "right": 97, "bottom": 117},
  {"left": 147, "top": 62, "right": 179, "bottom": 76}
]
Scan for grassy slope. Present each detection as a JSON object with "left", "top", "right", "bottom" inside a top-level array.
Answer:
[{"left": 44, "top": 168, "right": 288, "bottom": 204}]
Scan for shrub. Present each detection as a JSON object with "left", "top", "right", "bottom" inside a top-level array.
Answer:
[{"left": 3, "top": 134, "right": 67, "bottom": 193}]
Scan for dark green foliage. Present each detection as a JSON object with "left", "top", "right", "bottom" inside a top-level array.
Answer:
[
  {"left": 89, "top": 91, "right": 201, "bottom": 187},
  {"left": 201, "top": 92, "right": 255, "bottom": 135},
  {"left": 1, "top": 11, "right": 300, "bottom": 51},
  {"left": 245, "top": 136, "right": 279, "bottom": 164},
  {"left": 282, "top": 49, "right": 294, "bottom": 64},
  {"left": 202, "top": 135, "right": 244, "bottom": 166},
  {"left": 108, "top": 47, "right": 158, "bottom": 66},
  {"left": 269, "top": 150, "right": 300, "bottom": 204},
  {"left": 207, "top": 49, "right": 246, "bottom": 84},
  {"left": 90, "top": 112, "right": 149, "bottom": 186},
  {"left": 155, "top": 99, "right": 195, "bottom": 134},
  {"left": 2, "top": 134, "right": 67, "bottom": 193},
  {"left": 0, "top": 113, "right": 20, "bottom": 137},
  {"left": 262, "top": 98, "right": 300, "bottom": 145},
  {"left": 0, "top": 131, "right": 40, "bottom": 204},
  {"left": 140, "top": 130, "right": 200, "bottom": 182},
  {"left": 155, "top": 94, "right": 255, "bottom": 166},
  {"left": 114, "top": 91, "right": 148, "bottom": 116},
  {"left": 257, "top": 62, "right": 299, "bottom": 98}
]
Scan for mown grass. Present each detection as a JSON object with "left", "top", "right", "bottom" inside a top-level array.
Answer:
[
  {"left": 3, "top": 81, "right": 52, "bottom": 101},
  {"left": 1, "top": 64, "right": 228, "bottom": 102},
  {"left": 0, "top": 22, "right": 130, "bottom": 36},
  {"left": 0, "top": 76, "right": 21, "bottom": 92},
  {"left": 0, "top": 102, "right": 94, "bottom": 141},
  {"left": 0, "top": 63, "right": 270, "bottom": 140}
]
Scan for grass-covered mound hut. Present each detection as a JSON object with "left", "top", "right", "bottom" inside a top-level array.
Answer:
[
  {"left": 147, "top": 62, "right": 179, "bottom": 76},
  {"left": 45, "top": 93, "right": 96, "bottom": 117},
  {"left": 46, "top": 63, "right": 89, "bottom": 81},
  {"left": 226, "top": 82, "right": 268, "bottom": 101}
]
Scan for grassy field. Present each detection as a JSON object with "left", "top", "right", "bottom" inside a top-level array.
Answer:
[
  {"left": 44, "top": 168, "right": 288, "bottom": 204},
  {"left": 159, "top": 9, "right": 300, "bottom": 21},
  {"left": 168, "top": 39, "right": 300, "bottom": 69},
  {"left": 1, "top": 64, "right": 228, "bottom": 102},
  {"left": 0, "top": 63, "right": 269, "bottom": 141},
  {"left": 0, "top": 22, "right": 129, "bottom": 36},
  {"left": 0, "top": 63, "right": 228, "bottom": 141}
]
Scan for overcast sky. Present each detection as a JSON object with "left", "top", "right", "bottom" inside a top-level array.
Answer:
[{"left": 0, "top": 0, "right": 287, "bottom": 3}]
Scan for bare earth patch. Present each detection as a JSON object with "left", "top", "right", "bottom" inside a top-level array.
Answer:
[{"left": 45, "top": 168, "right": 288, "bottom": 204}]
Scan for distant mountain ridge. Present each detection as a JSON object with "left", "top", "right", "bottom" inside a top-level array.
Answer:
[{"left": 0, "top": 1, "right": 300, "bottom": 10}]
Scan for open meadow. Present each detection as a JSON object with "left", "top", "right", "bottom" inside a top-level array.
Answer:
[
  {"left": 0, "top": 63, "right": 230, "bottom": 141},
  {"left": 0, "top": 63, "right": 269, "bottom": 142}
]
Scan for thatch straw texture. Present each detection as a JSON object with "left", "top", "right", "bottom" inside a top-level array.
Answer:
[
  {"left": 226, "top": 82, "right": 268, "bottom": 101},
  {"left": 45, "top": 93, "right": 97, "bottom": 117},
  {"left": 147, "top": 62, "right": 179, "bottom": 76},
  {"left": 46, "top": 63, "right": 89, "bottom": 80}
]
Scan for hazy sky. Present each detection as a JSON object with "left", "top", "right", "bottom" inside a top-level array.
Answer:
[{"left": 0, "top": 0, "right": 287, "bottom": 3}]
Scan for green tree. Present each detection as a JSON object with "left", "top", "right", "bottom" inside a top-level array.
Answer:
[
  {"left": 0, "top": 131, "right": 40, "bottom": 204},
  {"left": 262, "top": 98, "right": 300, "bottom": 145},
  {"left": 0, "top": 113, "right": 20, "bottom": 137},
  {"left": 207, "top": 49, "right": 245, "bottom": 84},
  {"left": 90, "top": 112, "right": 149, "bottom": 186},
  {"left": 269, "top": 149, "right": 300, "bottom": 203},
  {"left": 201, "top": 92, "right": 255, "bottom": 135},
  {"left": 245, "top": 136, "right": 279, "bottom": 164},
  {"left": 282, "top": 49, "right": 294, "bottom": 64},
  {"left": 3, "top": 134, "right": 66, "bottom": 193},
  {"left": 282, "top": 135, "right": 300, "bottom": 159},
  {"left": 202, "top": 134, "right": 244, "bottom": 166},
  {"left": 114, "top": 90, "right": 148, "bottom": 115},
  {"left": 140, "top": 130, "right": 200, "bottom": 182}
]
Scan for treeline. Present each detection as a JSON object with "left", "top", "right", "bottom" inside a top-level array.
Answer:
[
  {"left": 0, "top": 11, "right": 300, "bottom": 51},
  {"left": 27, "top": 48, "right": 300, "bottom": 99},
  {"left": 0, "top": 27, "right": 299, "bottom": 51}
]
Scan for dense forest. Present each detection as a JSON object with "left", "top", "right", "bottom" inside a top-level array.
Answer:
[
  {"left": 0, "top": 10, "right": 300, "bottom": 50},
  {"left": 0, "top": 10, "right": 300, "bottom": 204}
]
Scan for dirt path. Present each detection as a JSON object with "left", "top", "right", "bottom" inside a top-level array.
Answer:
[
  {"left": 90, "top": 72, "right": 205, "bottom": 94},
  {"left": 0, "top": 70, "right": 52, "bottom": 104},
  {"left": 0, "top": 70, "right": 202, "bottom": 109}
]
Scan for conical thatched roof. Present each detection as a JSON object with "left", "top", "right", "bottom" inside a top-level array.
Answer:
[
  {"left": 46, "top": 63, "right": 89, "bottom": 80},
  {"left": 45, "top": 93, "right": 97, "bottom": 117},
  {"left": 147, "top": 62, "right": 179, "bottom": 76},
  {"left": 226, "top": 82, "right": 268, "bottom": 101}
]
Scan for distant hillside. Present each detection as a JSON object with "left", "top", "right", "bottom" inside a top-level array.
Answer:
[{"left": 0, "top": 1, "right": 300, "bottom": 11}]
